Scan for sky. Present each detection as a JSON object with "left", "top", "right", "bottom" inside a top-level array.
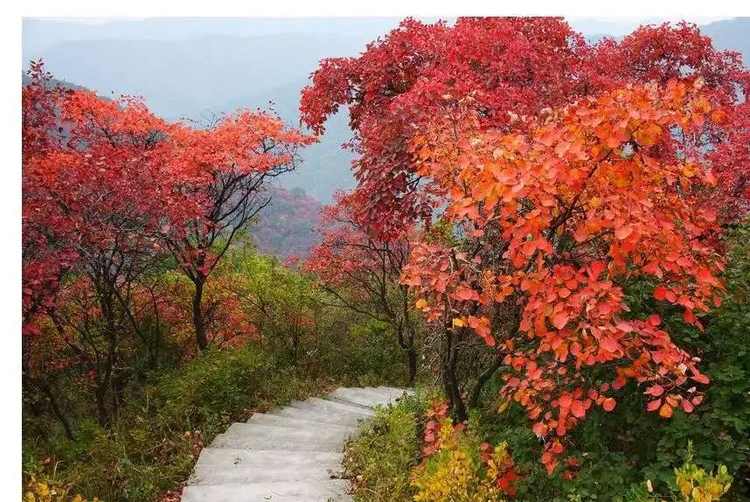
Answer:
[{"left": 23, "top": 16, "right": 734, "bottom": 57}]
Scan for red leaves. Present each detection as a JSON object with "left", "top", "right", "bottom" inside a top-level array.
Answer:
[
  {"left": 468, "top": 315, "right": 495, "bottom": 346},
  {"left": 647, "top": 399, "right": 662, "bottom": 412},
  {"left": 570, "top": 400, "right": 587, "bottom": 418},
  {"left": 552, "top": 312, "right": 570, "bottom": 330},
  {"left": 691, "top": 373, "right": 710, "bottom": 385},
  {"left": 300, "top": 18, "right": 742, "bottom": 478},
  {"left": 633, "top": 122, "right": 663, "bottom": 147},
  {"left": 645, "top": 384, "right": 665, "bottom": 397},
  {"left": 614, "top": 225, "right": 633, "bottom": 240},
  {"left": 453, "top": 286, "right": 480, "bottom": 302}
]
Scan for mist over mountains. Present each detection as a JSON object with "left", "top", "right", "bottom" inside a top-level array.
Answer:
[{"left": 22, "top": 18, "right": 412, "bottom": 203}]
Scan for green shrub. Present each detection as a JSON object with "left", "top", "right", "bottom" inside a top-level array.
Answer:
[
  {"left": 344, "top": 391, "right": 428, "bottom": 502},
  {"left": 23, "top": 344, "right": 331, "bottom": 501}
]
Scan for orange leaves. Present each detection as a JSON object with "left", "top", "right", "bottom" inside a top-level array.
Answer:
[
  {"left": 453, "top": 286, "right": 480, "bottom": 302},
  {"left": 659, "top": 403, "right": 674, "bottom": 418},
  {"left": 599, "top": 337, "right": 620, "bottom": 354},
  {"left": 653, "top": 285, "right": 677, "bottom": 303},
  {"left": 644, "top": 384, "right": 665, "bottom": 397},
  {"left": 602, "top": 398, "right": 616, "bottom": 412},
  {"left": 633, "top": 122, "right": 663, "bottom": 147},
  {"left": 397, "top": 79, "right": 727, "bottom": 478},
  {"left": 691, "top": 372, "right": 710, "bottom": 385},
  {"left": 552, "top": 312, "right": 570, "bottom": 330},
  {"left": 614, "top": 225, "right": 633, "bottom": 240},
  {"left": 570, "top": 400, "right": 587, "bottom": 418},
  {"left": 468, "top": 315, "right": 495, "bottom": 346}
]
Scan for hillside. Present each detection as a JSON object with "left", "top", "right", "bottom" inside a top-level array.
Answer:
[{"left": 701, "top": 17, "right": 750, "bottom": 60}]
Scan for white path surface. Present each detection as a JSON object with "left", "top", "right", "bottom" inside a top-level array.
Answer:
[{"left": 181, "top": 386, "right": 411, "bottom": 502}]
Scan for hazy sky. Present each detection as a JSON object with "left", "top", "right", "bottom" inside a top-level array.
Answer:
[{"left": 24, "top": 16, "right": 734, "bottom": 55}]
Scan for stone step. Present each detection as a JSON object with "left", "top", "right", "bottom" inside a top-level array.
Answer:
[
  {"left": 373, "top": 386, "right": 415, "bottom": 400},
  {"left": 190, "top": 463, "right": 343, "bottom": 485},
  {"left": 194, "top": 448, "right": 343, "bottom": 468},
  {"left": 289, "top": 397, "right": 375, "bottom": 416},
  {"left": 326, "top": 387, "right": 397, "bottom": 408},
  {"left": 360, "top": 386, "right": 410, "bottom": 403},
  {"left": 269, "top": 406, "right": 371, "bottom": 427},
  {"left": 182, "top": 387, "right": 411, "bottom": 501},
  {"left": 246, "top": 412, "right": 356, "bottom": 433},
  {"left": 221, "top": 422, "right": 352, "bottom": 444},
  {"left": 211, "top": 430, "right": 344, "bottom": 452},
  {"left": 181, "top": 480, "right": 352, "bottom": 502}
]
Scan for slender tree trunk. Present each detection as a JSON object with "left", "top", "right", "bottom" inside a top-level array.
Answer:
[
  {"left": 192, "top": 278, "right": 209, "bottom": 351},
  {"left": 39, "top": 380, "right": 75, "bottom": 441},
  {"left": 406, "top": 347, "right": 418, "bottom": 385},
  {"left": 95, "top": 385, "right": 110, "bottom": 427},
  {"left": 468, "top": 355, "right": 503, "bottom": 409},
  {"left": 397, "top": 326, "right": 418, "bottom": 385},
  {"left": 442, "top": 329, "right": 467, "bottom": 423}
]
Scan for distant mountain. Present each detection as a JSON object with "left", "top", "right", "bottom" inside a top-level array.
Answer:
[
  {"left": 700, "top": 17, "right": 750, "bottom": 63},
  {"left": 251, "top": 186, "right": 323, "bottom": 259}
]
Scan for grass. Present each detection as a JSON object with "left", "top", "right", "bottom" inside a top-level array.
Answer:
[
  {"left": 343, "top": 391, "right": 430, "bottom": 502},
  {"left": 23, "top": 344, "right": 337, "bottom": 501}
]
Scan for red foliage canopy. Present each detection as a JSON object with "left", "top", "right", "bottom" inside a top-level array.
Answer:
[
  {"left": 300, "top": 18, "right": 747, "bottom": 237},
  {"left": 401, "top": 79, "right": 729, "bottom": 474}
]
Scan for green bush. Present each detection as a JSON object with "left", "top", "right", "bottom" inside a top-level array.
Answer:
[
  {"left": 344, "top": 391, "right": 429, "bottom": 502},
  {"left": 23, "top": 344, "right": 330, "bottom": 501}
]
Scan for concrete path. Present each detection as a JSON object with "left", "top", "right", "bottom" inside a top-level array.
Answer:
[{"left": 181, "top": 386, "right": 411, "bottom": 502}]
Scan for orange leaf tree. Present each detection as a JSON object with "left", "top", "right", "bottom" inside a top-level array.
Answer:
[
  {"left": 159, "top": 111, "right": 313, "bottom": 350},
  {"left": 401, "top": 79, "right": 728, "bottom": 474}
]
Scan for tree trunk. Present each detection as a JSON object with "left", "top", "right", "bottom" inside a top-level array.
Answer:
[
  {"left": 442, "top": 329, "right": 467, "bottom": 423},
  {"left": 95, "top": 385, "right": 110, "bottom": 427},
  {"left": 397, "top": 326, "right": 418, "bottom": 385},
  {"left": 40, "top": 380, "right": 75, "bottom": 441},
  {"left": 468, "top": 355, "right": 503, "bottom": 409},
  {"left": 406, "top": 347, "right": 417, "bottom": 385},
  {"left": 192, "top": 278, "right": 209, "bottom": 351}
]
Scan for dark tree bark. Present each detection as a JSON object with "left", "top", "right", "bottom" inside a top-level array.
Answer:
[
  {"left": 442, "top": 329, "right": 467, "bottom": 423},
  {"left": 192, "top": 278, "right": 209, "bottom": 351}
]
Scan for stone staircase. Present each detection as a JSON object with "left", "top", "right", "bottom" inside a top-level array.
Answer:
[{"left": 181, "top": 386, "right": 411, "bottom": 502}]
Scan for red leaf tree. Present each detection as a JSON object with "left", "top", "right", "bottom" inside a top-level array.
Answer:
[
  {"left": 305, "top": 191, "right": 419, "bottom": 382},
  {"left": 23, "top": 64, "right": 177, "bottom": 425},
  {"left": 301, "top": 18, "right": 748, "bottom": 473},
  {"left": 300, "top": 18, "right": 746, "bottom": 236},
  {"left": 160, "top": 112, "right": 313, "bottom": 350},
  {"left": 401, "top": 79, "right": 728, "bottom": 474}
]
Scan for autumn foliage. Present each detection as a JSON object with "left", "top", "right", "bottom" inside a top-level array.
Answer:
[
  {"left": 22, "top": 61, "right": 311, "bottom": 426},
  {"left": 403, "top": 79, "right": 728, "bottom": 474},
  {"left": 302, "top": 17, "right": 750, "bottom": 476},
  {"left": 301, "top": 18, "right": 747, "bottom": 236}
]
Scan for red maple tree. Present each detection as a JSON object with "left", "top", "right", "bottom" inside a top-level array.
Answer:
[
  {"left": 402, "top": 79, "right": 728, "bottom": 474},
  {"left": 160, "top": 112, "right": 313, "bottom": 350}
]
